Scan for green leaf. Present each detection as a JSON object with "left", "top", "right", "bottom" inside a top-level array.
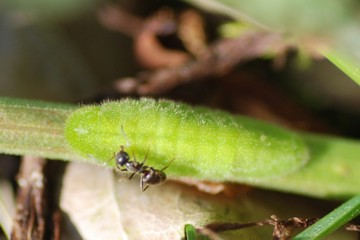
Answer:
[
  {"left": 187, "top": 0, "right": 353, "bottom": 35},
  {"left": 322, "top": 50, "right": 360, "bottom": 86},
  {"left": 185, "top": 224, "right": 197, "bottom": 240},
  {"left": 187, "top": 0, "right": 360, "bottom": 88},
  {"left": 1, "top": 97, "right": 360, "bottom": 198},
  {"left": 0, "top": 97, "right": 81, "bottom": 161},
  {"left": 254, "top": 133, "right": 360, "bottom": 198},
  {"left": 294, "top": 194, "right": 360, "bottom": 240}
]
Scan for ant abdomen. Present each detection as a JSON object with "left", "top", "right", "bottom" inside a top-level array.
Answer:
[
  {"left": 142, "top": 168, "right": 167, "bottom": 185},
  {"left": 140, "top": 168, "right": 167, "bottom": 192}
]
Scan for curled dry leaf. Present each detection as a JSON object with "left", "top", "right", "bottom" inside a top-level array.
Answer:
[
  {"left": 130, "top": 31, "right": 286, "bottom": 95},
  {"left": 178, "top": 9, "right": 207, "bottom": 58},
  {"left": 60, "top": 163, "right": 357, "bottom": 240},
  {"left": 60, "top": 163, "right": 127, "bottom": 240},
  {"left": 60, "top": 163, "right": 270, "bottom": 239},
  {"left": 175, "top": 177, "right": 227, "bottom": 194},
  {"left": 175, "top": 177, "right": 250, "bottom": 196},
  {"left": 346, "top": 224, "right": 360, "bottom": 232},
  {"left": 98, "top": 5, "right": 190, "bottom": 69},
  {"left": 0, "top": 179, "right": 16, "bottom": 238},
  {"left": 134, "top": 8, "right": 191, "bottom": 69}
]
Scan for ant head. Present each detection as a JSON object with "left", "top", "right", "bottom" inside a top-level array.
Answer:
[{"left": 115, "top": 146, "right": 130, "bottom": 167}]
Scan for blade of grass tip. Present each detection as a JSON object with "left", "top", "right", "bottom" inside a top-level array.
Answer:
[
  {"left": 293, "top": 194, "right": 360, "bottom": 240},
  {"left": 185, "top": 224, "right": 197, "bottom": 240},
  {"left": 322, "top": 50, "right": 360, "bottom": 86}
]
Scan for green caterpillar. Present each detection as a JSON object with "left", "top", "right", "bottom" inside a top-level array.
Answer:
[{"left": 65, "top": 98, "right": 309, "bottom": 182}]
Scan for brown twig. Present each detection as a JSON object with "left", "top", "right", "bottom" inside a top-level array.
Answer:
[
  {"left": 199, "top": 215, "right": 318, "bottom": 240},
  {"left": 347, "top": 224, "right": 360, "bottom": 240},
  {"left": 178, "top": 9, "right": 207, "bottom": 58},
  {"left": 346, "top": 224, "right": 360, "bottom": 232},
  {"left": 98, "top": 5, "right": 191, "bottom": 69},
  {"left": 52, "top": 211, "right": 61, "bottom": 240},
  {"left": 115, "top": 31, "right": 288, "bottom": 95},
  {"left": 133, "top": 8, "right": 191, "bottom": 69},
  {"left": 11, "top": 156, "right": 46, "bottom": 240},
  {"left": 99, "top": 5, "right": 291, "bottom": 95},
  {"left": 269, "top": 215, "right": 318, "bottom": 240}
]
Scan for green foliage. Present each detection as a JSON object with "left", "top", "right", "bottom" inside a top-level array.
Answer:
[
  {"left": 323, "top": 50, "right": 360, "bottom": 86},
  {"left": 0, "top": 97, "right": 80, "bottom": 160},
  {"left": 255, "top": 133, "right": 360, "bottom": 198},
  {"left": 1, "top": 97, "right": 360, "bottom": 198},
  {"left": 294, "top": 194, "right": 360, "bottom": 239},
  {"left": 184, "top": 224, "right": 209, "bottom": 240},
  {"left": 184, "top": 224, "right": 197, "bottom": 240},
  {"left": 188, "top": 0, "right": 360, "bottom": 89},
  {"left": 187, "top": 0, "right": 354, "bottom": 34}
]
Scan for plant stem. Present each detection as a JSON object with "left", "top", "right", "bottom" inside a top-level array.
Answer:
[
  {"left": 252, "top": 133, "right": 360, "bottom": 198},
  {"left": 1, "top": 97, "right": 360, "bottom": 198},
  {"left": 0, "top": 97, "right": 81, "bottom": 161}
]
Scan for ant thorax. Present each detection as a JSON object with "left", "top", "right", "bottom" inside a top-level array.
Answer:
[{"left": 124, "top": 159, "right": 147, "bottom": 173}]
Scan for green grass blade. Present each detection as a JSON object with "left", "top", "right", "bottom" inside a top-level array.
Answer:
[
  {"left": 0, "top": 97, "right": 81, "bottom": 161},
  {"left": 184, "top": 224, "right": 209, "bottom": 240},
  {"left": 253, "top": 133, "right": 360, "bottom": 198},
  {"left": 293, "top": 194, "right": 360, "bottom": 240},
  {"left": 322, "top": 50, "right": 360, "bottom": 86},
  {"left": 1, "top": 97, "right": 360, "bottom": 199},
  {"left": 185, "top": 224, "right": 197, "bottom": 240}
]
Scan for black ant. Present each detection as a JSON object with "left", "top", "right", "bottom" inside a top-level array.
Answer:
[{"left": 113, "top": 145, "right": 173, "bottom": 191}]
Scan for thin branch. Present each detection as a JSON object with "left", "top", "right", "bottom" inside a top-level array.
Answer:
[{"left": 11, "top": 156, "right": 47, "bottom": 240}]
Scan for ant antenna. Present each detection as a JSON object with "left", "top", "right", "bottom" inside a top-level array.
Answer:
[
  {"left": 160, "top": 158, "right": 175, "bottom": 171},
  {"left": 140, "top": 147, "right": 150, "bottom": 165},
  {"left": 121, "top": 125, "right": 131, "bottom": 148}
]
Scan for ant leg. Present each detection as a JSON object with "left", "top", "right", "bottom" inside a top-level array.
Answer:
[
  {"left": 131, "top": 151, "right": 145, "bottom": 169},
  {"left": 142, "top": 185, "right": 149, "bottom": 192},
  {"left": 128, "top": 172, "right": 136, "bottom": 180},
  {"left": 140, "top": 175, "right": 144, "bottom": 190},
  {"left": 140, "top": 176, "right": 149, "bottom": 191}
]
